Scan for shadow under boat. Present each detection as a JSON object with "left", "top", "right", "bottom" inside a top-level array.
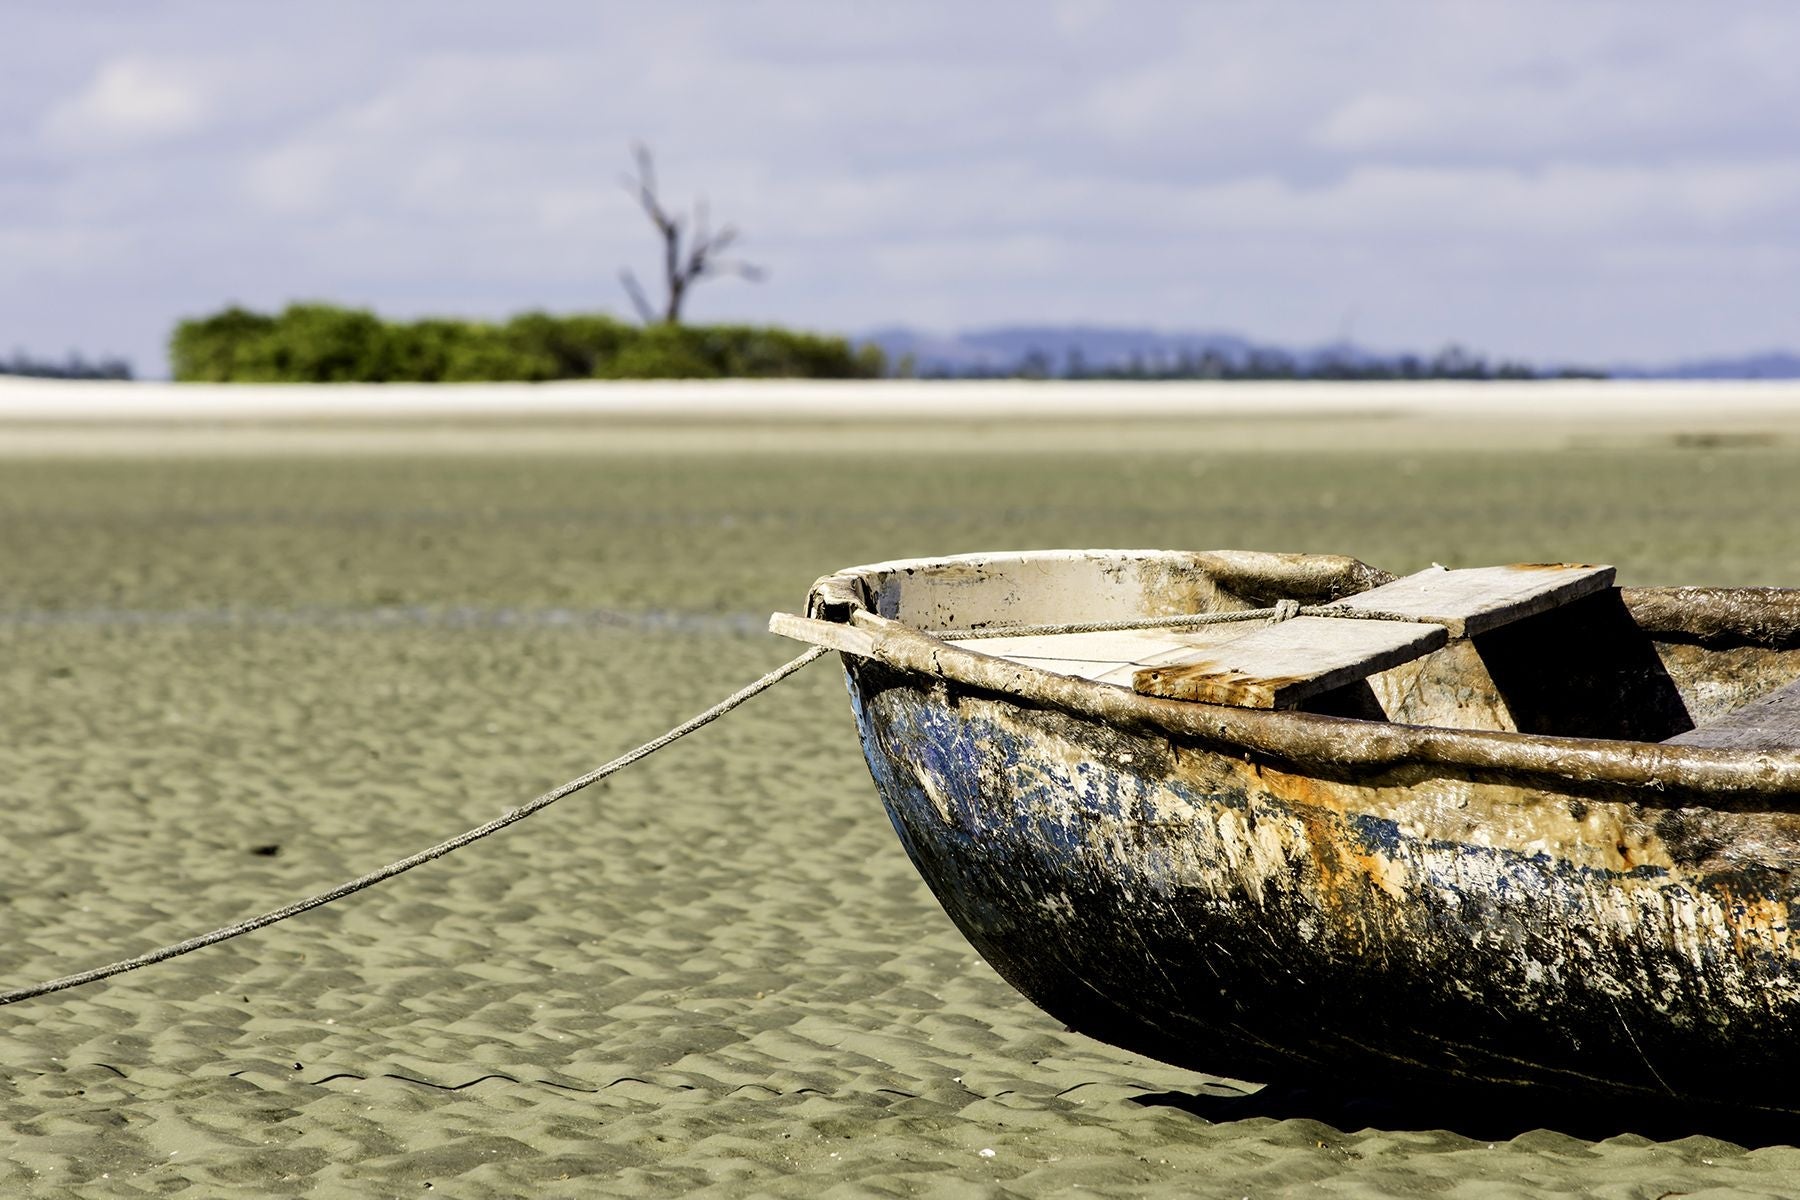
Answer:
[{"left": 1131, "top": 1080, "right": 1800, "bottom": 1148}]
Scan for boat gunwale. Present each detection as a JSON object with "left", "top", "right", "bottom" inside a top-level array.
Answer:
[{"left": 796, "top": 550, "right": 1800, "bottom": 802}]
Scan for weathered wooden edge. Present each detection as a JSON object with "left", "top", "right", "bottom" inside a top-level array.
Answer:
[
  {"left": 1132, "top": 619, "right": 1448, "bottom": 708},
  {"left": 804, "top": 555, "right": 1800, "bottom": 649},
  {"left": 803, "top": 548, "right": 1396, "bottom": 624},
  {"left": 770, "top": 611, "right": 880, "bottom": 657},
  {"left": 1623, "top": 587, "right": 1800, "bottom": 648},
  {"left": 830, "top": 609, "right": 1800, "bottom": 799},
  {"left": 1323, "top": 563, "right": 1616, "bottom": 638}
]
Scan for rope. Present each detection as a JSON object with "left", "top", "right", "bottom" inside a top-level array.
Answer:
[
  {"left": 940, "top": 598, "right": 1313, "bottom": 640},
  {"left": 0, "top": 645, "right": 828, "bottom": 1007},
  {"left": 0, "top": 595, "right": 1393, "bottom": 1006}
]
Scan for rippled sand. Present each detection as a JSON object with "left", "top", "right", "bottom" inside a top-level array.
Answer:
[{"left": 4, "top": 414, "right": 1800, "bottom": 1194}]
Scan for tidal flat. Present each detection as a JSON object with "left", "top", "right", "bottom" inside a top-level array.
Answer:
[{"left": 3, "top": 415, "right": 1800, "bottom": 1195}]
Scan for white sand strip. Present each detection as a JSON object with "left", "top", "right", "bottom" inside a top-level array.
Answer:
[{"left": 3, "top": 376, "right": 1800, "bottom": 421}]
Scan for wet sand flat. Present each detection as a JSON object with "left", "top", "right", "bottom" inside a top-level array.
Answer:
[{"left": 4, "top": 398, "right": 1800, "bottom": 1194}]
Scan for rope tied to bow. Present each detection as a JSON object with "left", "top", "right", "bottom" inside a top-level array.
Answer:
[{"left": 2, "top": 595, "right": 1340, "bottom": 1007}]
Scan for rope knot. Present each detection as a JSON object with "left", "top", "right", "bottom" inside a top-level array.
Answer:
[{"left": 1272, "top": 598, "right": 1302, "bottom": 622}]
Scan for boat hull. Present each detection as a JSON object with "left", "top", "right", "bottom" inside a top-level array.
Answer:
[{"left": 845, "top": 657, "right": 1800, "bottom": 1110}]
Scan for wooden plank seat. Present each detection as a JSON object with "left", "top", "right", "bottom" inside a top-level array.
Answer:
[
  {"left": 1131, "top": 562, "right": 1617, "bottom": 710},
  {"left": 1665, "top": 678, "right": 1800, "bottom": 751},
  {"left": 1317, "top": 563, "right": 1616, "bottom": 636},
  {"left": 1132, "top": 616, "right": 1446, "bottom": 708}
]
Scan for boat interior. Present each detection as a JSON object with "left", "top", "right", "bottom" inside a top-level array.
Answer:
[{"left": 804, "top": 549, "right": 1800, "bottom": 749}]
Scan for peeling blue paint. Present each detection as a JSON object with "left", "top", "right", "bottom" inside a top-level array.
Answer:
[{"left": 838, "top": 659, "right": 1800, "bottom": 1109}]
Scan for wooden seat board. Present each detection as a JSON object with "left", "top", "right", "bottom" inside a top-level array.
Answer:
[
  {"left": 1665, "top": 678, "right": 1800, "bottom": 751},
  {"left": 1319, "top": 563, "right": 1616, "bottom": 638},
  {"left": 1131, "top": 615, "right": 1448, "bottom": 709}
]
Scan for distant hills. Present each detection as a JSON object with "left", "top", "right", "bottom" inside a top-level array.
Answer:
[
  {"left": 865, "top": 326, "right": 1259, "bottom": 376},
  {"left": 7, "top": 325, "right": 1796, "bottom": 384},
  {"left": 861, "top": 325, "right": 1800, "bottom": 380},
  {"left": 1606, "top": 351, "right": 1800, "bottom": 380},
  {"left": 0, "top": 349, "right": 133, "bottom": 380}
]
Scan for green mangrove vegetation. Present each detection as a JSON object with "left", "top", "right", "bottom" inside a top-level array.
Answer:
[{"left": 170, "top": 304, "right": 887, "bottom": 383}]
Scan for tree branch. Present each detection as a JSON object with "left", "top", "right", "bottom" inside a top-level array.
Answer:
[
  {"left": 619, "top": 145, "right": 764, "bottom": 324},
  {"left": 618, "top": 269, "right": 656, "bottom": 325}
]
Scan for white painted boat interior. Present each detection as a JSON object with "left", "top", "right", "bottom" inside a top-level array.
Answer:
[
  {"left": 941, "top": 559, "right": 1617, "bottom": 711},
  {"left": 783, "top": 547, "right": 1800, "bottom": 740},
  {"left": 946, "top": 620, "right": 1288, "bottom": 687}
]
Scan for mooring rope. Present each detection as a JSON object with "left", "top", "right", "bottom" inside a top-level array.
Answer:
[
  {"left": 0, "top": 645, "right": 828, "bottom": 1007},
  {"left": 0, "top": 596, "right": 1366, "bottom": 1006}
]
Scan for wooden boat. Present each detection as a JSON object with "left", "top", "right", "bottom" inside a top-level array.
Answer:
[{"left": 770, "top": 549, "right": 1800, "bottom": 1112}]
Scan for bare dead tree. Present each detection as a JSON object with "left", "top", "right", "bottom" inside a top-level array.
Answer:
[{"left": 619, "top": 144, "right": 765, "bottom": 325}]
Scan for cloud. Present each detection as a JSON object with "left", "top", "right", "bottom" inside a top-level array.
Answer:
[
  {"left": 242, "top": 142, "right": 343, "bottom": 216},
  {"left": 42, "top": 56, "right": 208, "bottom": 149},
  {"left": 6, "top": 0, "right": 1800, "bottom": 375}
]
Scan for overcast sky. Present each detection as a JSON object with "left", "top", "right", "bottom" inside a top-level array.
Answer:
[{"left": 6, "top": 1, "right": 1799, "bottom": 375}]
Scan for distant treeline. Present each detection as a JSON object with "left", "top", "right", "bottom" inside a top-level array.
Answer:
[
  {"left": 172, "top": 304, "right": 886, "bottom": 382},
  {"left": 0, "top": 350, "right": 134, "bottom": 380},
  {"left": 913, "top": 344, "right": 1606, "bottom": 381}
]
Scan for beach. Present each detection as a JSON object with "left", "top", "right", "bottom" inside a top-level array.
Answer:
[{"left": 4, "top": 380, "right": 1800, "bottom": 1195}]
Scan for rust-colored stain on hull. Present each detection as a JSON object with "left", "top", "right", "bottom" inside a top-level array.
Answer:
[
  {"left": 849, "top": 662, "right": 1800, "bottom": 1107},
  {"left": 789, "top": 550, "right": 1800, "bottom": 1112}
]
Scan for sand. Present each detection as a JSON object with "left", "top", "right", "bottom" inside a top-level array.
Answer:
[
  {"left": 5, "top": 377, "right": 1800, "bottom": 460},
  {"left": 4, "top": 394, "right": 1800, "bottom": 1194}
]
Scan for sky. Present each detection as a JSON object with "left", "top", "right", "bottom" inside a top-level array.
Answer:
[{"left": 5, "top": 1, "right": 1800, "bottom": 376}]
